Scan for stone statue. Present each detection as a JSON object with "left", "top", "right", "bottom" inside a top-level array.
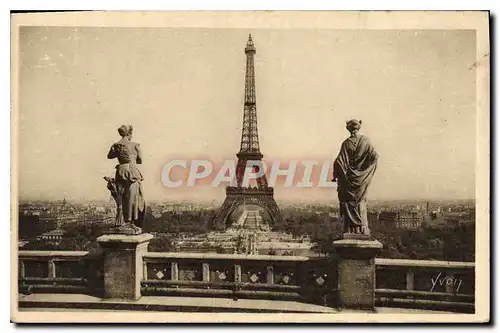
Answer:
[
  {"left": 105, "top": 125, "right": 146, "bottom": 235},
  {"left": 333, "top": 120, "right": 378, "bottom": 238}
]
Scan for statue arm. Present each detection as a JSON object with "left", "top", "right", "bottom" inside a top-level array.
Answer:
[
  {"left": 107, "top": 144, "right": 117, "bottom": 159},
  {"left": 363, "top": 136, "right": 379, "bottom": 163},
  {"left": 135, "top": 144, "right": 143, "bottom": 164},
  {"left": 332, "top": 143, "right": 342, "bottom": 181},
  {"left": 332, "top": 156, "right": 337, "bottom": 182},
  {"left": 332, "top": 141, "right": 348, "bottom": 182}
]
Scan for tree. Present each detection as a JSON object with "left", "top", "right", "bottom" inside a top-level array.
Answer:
[{"left": 215, "top": 245, "right": 226, "bottom": 254}]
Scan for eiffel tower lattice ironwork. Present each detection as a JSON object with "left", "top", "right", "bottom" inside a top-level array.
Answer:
[{"left": 213, "top": 34, "right": 282, "bottom": 230}]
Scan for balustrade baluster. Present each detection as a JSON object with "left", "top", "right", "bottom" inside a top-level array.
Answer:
[
  {"left": 202, "top": 263, "right": 210, "bottom": 282},
  {"left": 406, "top": 268, "right": 414, "bottom": 291},
  {"left": 19, "top": 260, "right": 25, "bottom": 279},
  {"left": 234, "top": 264, "right": 242, "bottom": 283},
  {"left": 143, "top": 260, "right": 148, "bottom": 280},
  {"left": 266, "top": 265, "right": 274, "bottom": 284},
  {"left": 171, "top": 262, "right": 179, "bottom": 281},
  {"left": 445, "top": 273, "right": 455, "bottom": 294},
  {"left": 48, "top": 259, "right": 56, "bottom": 278}
]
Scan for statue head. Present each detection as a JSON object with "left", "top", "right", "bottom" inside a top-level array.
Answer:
[
  {"left": 117, "top": 125, "right": 133, "bottom": 139},
  {"left": 346, "top": 119, "right": 362, "bottom": 134}
]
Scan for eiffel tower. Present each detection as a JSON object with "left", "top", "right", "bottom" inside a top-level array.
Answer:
[{"left": 213, "top": 35, "right": 282, "bottom": 230}]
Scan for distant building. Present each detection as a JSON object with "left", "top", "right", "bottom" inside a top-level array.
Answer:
[
  {"left": 443, "top": 212, "right": 473, "bottom": 227},
  {"left": 376, "top": 210, "right": 423, "bottom": 229},
  {"left": 378, "top": 211, "right": 398, "bottom": 229},
  {"left": 38, "top": 229, "right": 65, "bottom": 245},
  {"left": 368, "top": 211, "right": 384, "bottom": 229},
  {"left": 396, "top": 211, "right": 424, "bottom": 229}
]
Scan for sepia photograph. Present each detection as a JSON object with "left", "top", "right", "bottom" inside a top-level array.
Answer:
[{"left": 10, "top": 11, "right": 490, "bottom": 323}]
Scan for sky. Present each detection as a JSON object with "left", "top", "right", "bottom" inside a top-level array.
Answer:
[{"left": 17, "top": 27, "right": 476, "bottom": 202}]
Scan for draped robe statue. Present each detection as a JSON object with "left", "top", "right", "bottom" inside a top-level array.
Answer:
[
  {"left": 333, "top": 120, "right": 378, "bottom": 237},
  {"left": 105, "top": 125, "right": 146, "bottom": 234}
]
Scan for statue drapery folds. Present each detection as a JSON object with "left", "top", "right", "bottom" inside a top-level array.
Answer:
[
  {"left": 333, "top": 120, "right": 378, "bottom": 236},
  {"left": 105, "top": 125, "right": 146, "bottom": 234}
]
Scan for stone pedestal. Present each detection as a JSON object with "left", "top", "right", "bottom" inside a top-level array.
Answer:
[
  {"left": 97, "top": 233, "right": 153, "bottom": 300},
  {"left": 332, "top": 238, "right": 382, "bottom": 311},
  {"left": 108, "top": 223, "right": 143, "bottom": 235}
]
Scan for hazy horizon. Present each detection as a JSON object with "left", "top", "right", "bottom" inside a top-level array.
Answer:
[
  {"left": 18, "top": 197, "right": 475, "bottom": 205},
  {"left": 17, "top": 27, "right": 476, "bottom": 202}
]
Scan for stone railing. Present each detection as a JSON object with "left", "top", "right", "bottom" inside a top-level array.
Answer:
[
  {"left": 141, "top": 252, "right": 336, "bottom": 305},
  {"left": 17, "top": 238, "right": 475, "bottom": 314},
  {"left": 18, "top": 250, "right": 103, "bottom": 295},
  {"left": 375, "top": 258, "right": 475, "bottom": 313}
]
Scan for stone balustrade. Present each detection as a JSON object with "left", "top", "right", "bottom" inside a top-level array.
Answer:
[
  {"left": 141, "top": 252, "right": 336, "bottom": 305},
  {"left": 375, "top": 258, "right": 475, "bottom": 313},
  {"left": 17, "top": 245, "right": 475, "bottom": 313},
  {"left": 18, "top": 250, "right": 103, "bottom": 295}
]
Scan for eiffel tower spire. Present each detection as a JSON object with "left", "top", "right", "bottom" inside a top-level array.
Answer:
[{"left": 239, "top": 34, "right": 261, "bottom": 155}]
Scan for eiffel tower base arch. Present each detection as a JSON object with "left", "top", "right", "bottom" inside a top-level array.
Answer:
[{"left": 213, "top": 187, "right": 282, "bottom": 231}]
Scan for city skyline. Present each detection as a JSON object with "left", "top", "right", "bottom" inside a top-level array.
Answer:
[
  {"left": 18, "top": 196, "right": 476, "bottom": 206},
  {"left": 17, "top": 28, "right": 476, "bottom": 202}
]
